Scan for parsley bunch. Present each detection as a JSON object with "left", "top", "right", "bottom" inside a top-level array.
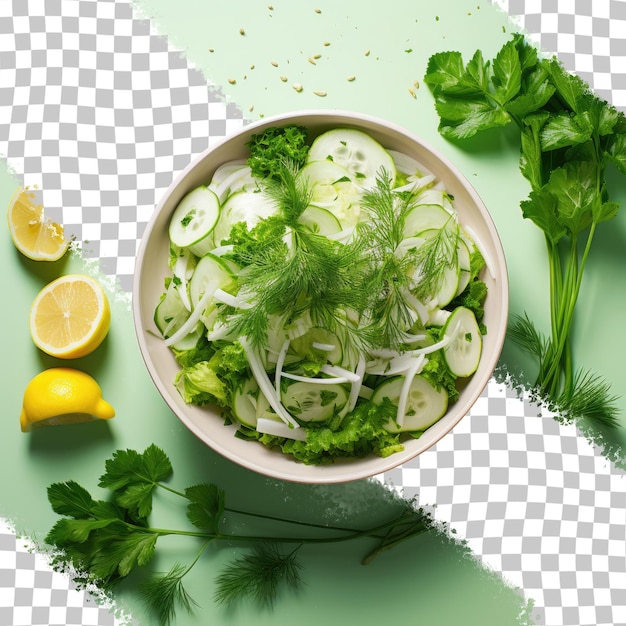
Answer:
[
  {"left": 424, "top": 34, "right": 626, "bottom": 428},
  {"left": 46, "top": 445, "right": 434, "bottom": 625}
]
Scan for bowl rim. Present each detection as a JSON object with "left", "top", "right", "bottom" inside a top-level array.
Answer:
[{"left": 132, "top": 108, "right": 509, "bottom": 483}]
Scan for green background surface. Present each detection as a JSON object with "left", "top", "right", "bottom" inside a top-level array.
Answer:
[{"left": 1, "top": 0, "right": 625, "bottom": 624}]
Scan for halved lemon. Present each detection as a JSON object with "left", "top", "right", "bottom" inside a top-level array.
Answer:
[
  {"left": 20, "top": 367, "right": 115, "bottom": 432},
  {"left": 7, "top": 187, "right": 69, "bottom": 261},
  {"left": 29, "top": 274, "right": 111, "bottom": 359}
]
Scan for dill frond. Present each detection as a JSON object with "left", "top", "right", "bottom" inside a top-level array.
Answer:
[
  {"left": 213, "top": 543, "right": 303, "bottom": 608},
  {"left": 557, "top": 368, "right": 620, "bottom": 428},
  {"left": 141, "top": 564, "right": 199, "bottom": 626}
]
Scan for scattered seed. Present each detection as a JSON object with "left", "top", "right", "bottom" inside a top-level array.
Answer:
[
  {"left": 408, "top": 87, "right": 416, "bottom": 99},
  {"left": 271, "top": 60, "right": 279, "bottom": 67},
  {"left": 280, "top": 75, "right": 288, "bottom": 82},
  {"left": 413, "top": 79, "right": 420, "bottom": 89},
  {"left": 228, "top": 78, "right": 236, "bottom": 84},
  {"left": 313, "top": 90, "right": 327, "bottom": 97},
  {"left": 292, "top": 83, "right": 303, "bottom": 92},
  {"left": 313, "top": 53, "right": 322, "bottom": 59},
  {"left": 314, "top": 8, "right": 321, "bottom": 13},
  {"left": 364, "top": 49, "right": 370, "bottom": 56},
  {"left": 323, "top": 41, "right": 330, "bottom": 47},
  {"left": 208, "top": 48, "right": 214, "bottom": 53},
  {"left": 250, "top": 64, "right": 255, "bottom": 70},
  {"left": 249, "top": 105, "right": 254, "bottom": 112},
  {"left": 308, "top": 57, "right": 317, "bottom": 65},
  {"left": 347, "top": 75, "right": 356, "bottom": 82},
  {"left": 267, "top": 4, "right": 273, "bottom": 9},
  {"left": 239, "top": 28, "right": 246, "bottom": 35}
]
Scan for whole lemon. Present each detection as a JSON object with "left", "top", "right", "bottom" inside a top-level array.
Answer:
[{"left": 20, "top": 368, "right": 115, "bottom": 432}]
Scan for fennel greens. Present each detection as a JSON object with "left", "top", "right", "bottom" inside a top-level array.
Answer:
[
  {"left": 46, "top": 445, "right": 435, "bottom": 625},
  {"left": 424, "top": 34, "right": 625, "bottom": 428}
]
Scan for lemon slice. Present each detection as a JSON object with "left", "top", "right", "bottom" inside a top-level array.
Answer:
[
  {"left": 7, "top": 187, "right": 69, "bottom": 261},
  {"left": 29, "top": 274, "right": 111, "bottom": 359},
  {"left": 20, "top": 367, "right": 115, "bottom": 432}
]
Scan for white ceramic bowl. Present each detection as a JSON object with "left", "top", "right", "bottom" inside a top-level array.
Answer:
[{"left": 133, "top": 110, "right": 509, "bottom": 484}]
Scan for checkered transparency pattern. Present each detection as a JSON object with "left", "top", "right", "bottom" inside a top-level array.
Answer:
[
  {"left": 0, "top": 521, "right": 119, "bottom": 626},
  {"left": 382, "top": 381, "right": 626, "bottom": 626},
  {"left": 0, "top": 0, "right": 246, "bottom": 292},
  {"left": 492, "top": 0, "right": 626, "bottom": 110}
]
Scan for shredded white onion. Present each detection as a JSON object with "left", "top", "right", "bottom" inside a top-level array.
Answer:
[
  {"left": 274, "top": 338, "right": 291, "bottom": 394},
  {"left": 463, "top": 224, "right": 496, "bottom": 280},
  {"left": 281, "top": 372, "right": 350, "bottom": 385},
  {"left": 213, "top": 288, "right": 253, "bottom": 309},
  {"left": 240, "top": 337, "right": 300, "bottom": 428},
  {"left": 320, "top": 364, "right": 361, "bottom": 383},
  {"left": 396, "top": 356, "right": 425, "bottom": 428},
  {"left": 347, "top": 356, "right": 367, "bottom": 412},
  {"left": 164, "top": 279, "right": 219, "bottom": 347},
  {"left": 256, "top": 418, "right": 307, "bottom": 441}
]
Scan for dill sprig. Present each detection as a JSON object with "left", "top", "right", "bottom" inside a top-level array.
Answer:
[
  {"left": 227, "top": 162, "right": 370, "bottom": 347},
  {"left": 45, "top": 445, "right": 435, "bottom": 626},
  {"left": 411, "top": 217, "right": 459, "bottom": 302},
  {"left": 141, "top": 561, "right": 201, "bottom": 625},
  {"left": 214, "top": 544, "right": 304, "bottom": 608}
]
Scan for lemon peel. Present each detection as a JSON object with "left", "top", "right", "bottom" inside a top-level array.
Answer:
[{"left": 20, "top": 367, "right": 115, "bottom": 432}]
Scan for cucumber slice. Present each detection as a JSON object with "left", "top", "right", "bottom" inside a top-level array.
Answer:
[
  {"left": 414, "top": 228, "right": 460, "bottom": 307},
  {"left": 308, "top": 128, "right": 396, "bottom": 189},
  {"left": 456, "top": 238, "right": 471, "bottom": 297},
  {"left": 213, "top": 165, "right": 258, "bottom": 204},
  {"left": 281, "top": 380, "right": 349, "bottom": 422},
  {"left": 189, "top": 253, "right": 237, "bottom": 308},
  {"left": 154, "top": 282, "right": 202, "bottom": 350},
  {"left": 169, "top": 186, "right": 220, "bottom": 257},
  {"left": 372, "top": 375, "right": 448, "bottom": 433},
  {"left": 232, "top": 377, "right": 259, "bottom": 427},
  {"left": 298, "top": 205, "right": 342, "bottom": 236},
  {"left": 300, "top": 160, "right": 362, "bottom": 227},
  {"left": 289, "top": 327, "right": 343, "bottom": 366},
  {"left": 442, "top": 306, "right": 482, "bottom": 377},
  {"left": 211, "top": 189, "right": 278, "bottom": 246},
  {"left": 403, "top": 203, "right": 452, "bottom": 237}
]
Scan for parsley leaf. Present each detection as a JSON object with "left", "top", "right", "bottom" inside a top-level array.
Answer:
[{"left": 425, "top": 34, "right": 624, "bottom": 428}]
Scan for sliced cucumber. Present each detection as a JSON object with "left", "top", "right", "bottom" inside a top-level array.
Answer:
[
  {"left": 211, "top": 188, "right": 278, "bottom": 246},
  {"left": 372, "top": 375, "right": 448, "bottom": 433},
  {"left": 300, "top": 160, "right": 362, "bottom": 227},
  {"left": 298, "top": 205, "right": 342, "bottom": 236},
  {"left": 281, "top": 380, "right": 349, "bottom": 423},
  {"left": 308, "top": 128, "right": 396, "bottom": 189},
  {"left": 169, "top": 186, "right": 220, "bottom": 257},
  {"left": 442, "top": 306, "right": 482, "bottom": 377},
  {"left": 403, "top": 202, "right": 452, "bottom": 238},
  {"left": 154, "top": 281, "right": 202, "bottom": 350},
  {"left": 189, "top": 252, "right": 238, "bottom": 308},
  {"left": 213, "top": 164, "right": 258, "bottom": 204},
  {"left": 289, "top": 327, "right": 343, "bottom": 366},
  {"left": 232, "top": 377, "right": 259, "bottom": 427},
  {"left": 456, "top": 238, "right": 471, "bottom": 297},
  {"left": 414, "top": 228, "right": 460, "bottom": 307}
]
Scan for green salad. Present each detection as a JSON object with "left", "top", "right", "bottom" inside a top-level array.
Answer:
[{"left": 154, "top": 124, "right": 489, "bottom": 464}]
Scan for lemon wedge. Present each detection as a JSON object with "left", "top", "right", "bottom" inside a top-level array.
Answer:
[
  {"left": 20, "top": 367, "right": 115, "bottom": 432},
  {"left": 29, "top": 274, "right": 111, "bottom": 359},
  {"left": 7, "top": 187, "right": 69, "bottom": 261}
]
